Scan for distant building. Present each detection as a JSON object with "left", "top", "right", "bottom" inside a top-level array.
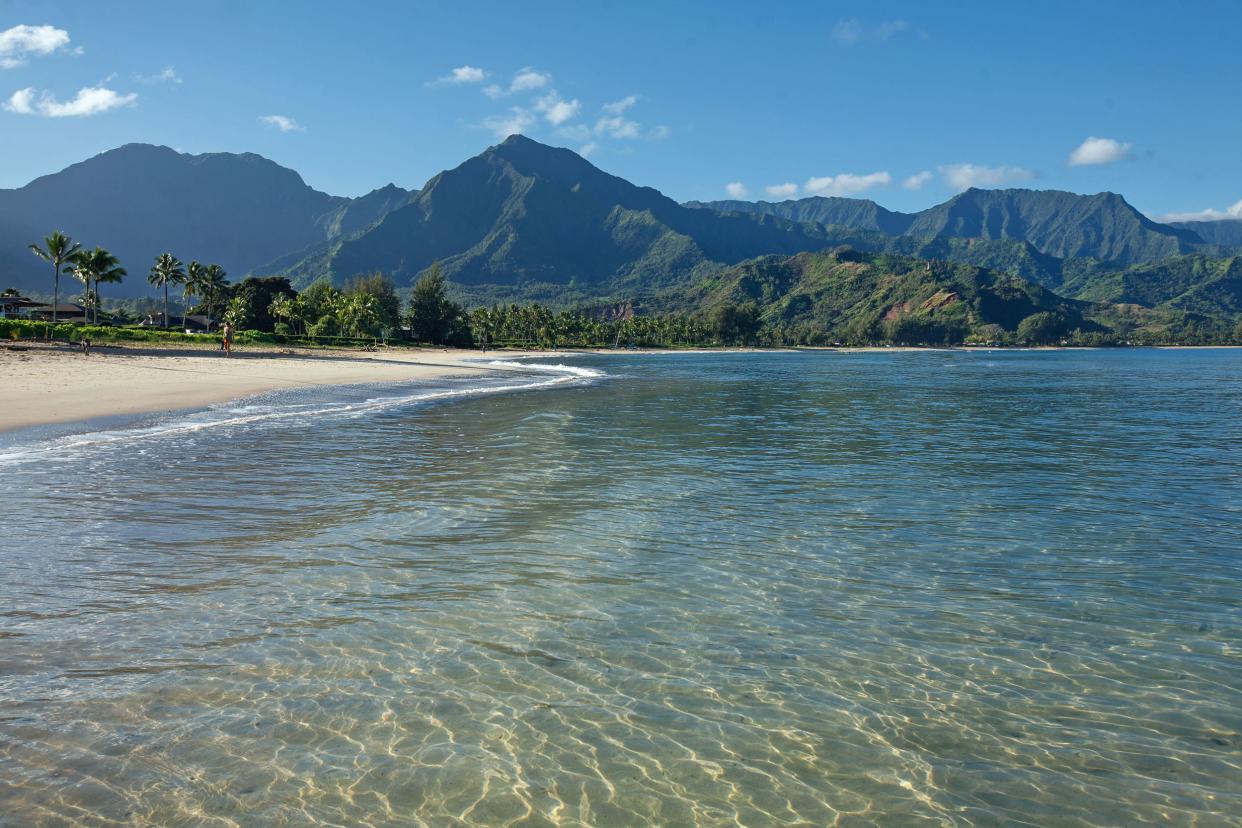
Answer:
[
  {"left": 26, "top": 302, "right": 91, "bottom": 323},
  {"left": 23, "top": 302, "right": 122, "bottom": 325},
  {"left": 0, "top": 295, "right": 45, "bottom": 319}
]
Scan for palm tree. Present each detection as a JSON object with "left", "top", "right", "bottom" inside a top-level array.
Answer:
[
  {"left": 196, "top": 264, "right": 229, "bottom": 326},
  {"left": 148, "top": 253, "right": 185, "bottom": 328},
  {"left": 29, "top": 230, "right": 82, "bottom": 323},
  {"left": 68, "top": 247, "right": 126, "bottom": 324},
  {"left": 183, "top": 261, "right": 207, "bottom": 328}
]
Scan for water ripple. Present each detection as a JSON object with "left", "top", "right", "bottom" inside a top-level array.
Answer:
[{"left": 1, "top": 349, "right": 1240, "bottom": 826}]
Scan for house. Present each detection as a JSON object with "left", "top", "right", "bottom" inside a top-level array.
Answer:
[
  {"left": 0, "top": 294, "right": 44, "bottom": 319},
  {"left": 183, "top": 314, "right": 218, "bottom": 332},
  {"left": 26, "top": 303, "right": 91, "bottom": 323}
]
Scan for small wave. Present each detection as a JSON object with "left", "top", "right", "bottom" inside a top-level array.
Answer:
[
  {"left": 0, "top": 362, "right": 604, "bottom": 467},
  {"left": 481, "top": 360, "right": 605, "bottom": 379}
]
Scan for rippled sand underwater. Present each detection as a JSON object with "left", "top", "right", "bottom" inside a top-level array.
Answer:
[{"left": 1, "top": 351, "right": 1240, "bottom": 826}]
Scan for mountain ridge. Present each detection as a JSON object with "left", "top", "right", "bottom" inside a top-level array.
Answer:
[
  {"left": 687, "top": 187, "right": 1207, "bottom": 265},
  {"left": 0, "top": 144, "right": 412, "bottom": 296},
  {"left": 1, "top": 137, "right": 1240, "bottom": 329},
  {"left": 311, "top": 134, "right": 845, "bottom": 290}
]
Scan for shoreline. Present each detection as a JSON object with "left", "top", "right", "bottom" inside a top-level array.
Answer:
[
  {"left": 0, "top": 342, "right": 551, "bottom": 434},
  {"left": 4, "top": 341, "right": 1238, "bottom": 434}
]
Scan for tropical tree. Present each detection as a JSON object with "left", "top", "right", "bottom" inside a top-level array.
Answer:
[
  {"left": 228, "top": 277, "right": 294, "bottom": 332},
  {"left": 67, "top": 247, "right": 127, "bottom": 324},
  {"left": 344, "top": 272, "right": 401, "bottom": 334},
  {"left": 337, "top": 292, "right": 380, "bottom": 337},
  {"left": 200, "top": 264, "right": 230, "bottom": 323},
  {"left": 469, "top": 306, "right": 496, "bottom": 350},
  {"left": 407, "top": 262, "right": 465, "bottom": 345},
  {"left": 223, "top": 294, "right": 250, "bottom": 329},
  {"left": 268, "top": 293, "right": 306, "bottom": 335},
  {"left": 148, "top": 253, "right": 186, "bottom": 328},
  {"left": 29, "top": 230, "right": 82, "bottom": 323},
  {"left": 182, "top": 261, "right": 207, "bottom": 328}
]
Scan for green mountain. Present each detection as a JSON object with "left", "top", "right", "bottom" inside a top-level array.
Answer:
[
  {"left": 1060, "top": 254, "right": 1242, "bottom": 317},
  {"left": 682, "top": 196, "right": 913, "bottom": 235},
  {"left": 284, "top": 135, "right": 852, "bottom": 292},
  {"left": 673, "top": 247, "right": 1091, "bottom": 344},
  {"left": 0, "top": 144, "right": 412, "bottom": 296},
  {"left": 3, "top": 138, "right": 1240, "bottom": 333},
  {"left": 908, "top": 189, "right": 1204, "bottom": 263},
  {"left": 688, "top": 188, "right": 1208, "bottom": 266},
  {"left": 1169, "top": 219, "right": 1242, "bottom": 248},
  {"left": 315, "top": 183, "right": 416, "bottom": 240}
]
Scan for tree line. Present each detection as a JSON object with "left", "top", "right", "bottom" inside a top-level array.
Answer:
[
  {"left": 259, "top": 264, "right": 721, "bottom": 349},
  {"left": 20, "top": 235, "right": 729, "bottom": 348},
  {"left": 28, "top": 229, "right": 229, "bottom": 328}
]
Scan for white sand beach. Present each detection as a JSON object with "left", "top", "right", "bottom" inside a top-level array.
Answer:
[{"left": 0, "top": 342, "right": 543, "bottom": 432}]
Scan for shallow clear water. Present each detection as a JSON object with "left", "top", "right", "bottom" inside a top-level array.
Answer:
[{"left": 1, "top": 350, "right": 1240, "bottom": 826}]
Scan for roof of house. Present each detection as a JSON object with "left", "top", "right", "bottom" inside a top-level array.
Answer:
[{"left": 29, "top": 303, "right": 87, "bottom": 313}]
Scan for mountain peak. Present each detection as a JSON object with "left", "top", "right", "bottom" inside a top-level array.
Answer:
[{"left": 489, "top": 133, "right": 583, "bottom": 164}]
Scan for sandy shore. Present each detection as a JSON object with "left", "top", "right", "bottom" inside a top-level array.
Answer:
[
  {"left": 8, "top": 341, "right": 1195, "bottom": 432},
  {"left": 0, "top": 342, "right": 544, "bottom": 433}
]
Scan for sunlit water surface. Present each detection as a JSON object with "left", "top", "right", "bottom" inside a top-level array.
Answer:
[{"left": 1, "top": 350, "right": 1240, "bottom": 826}]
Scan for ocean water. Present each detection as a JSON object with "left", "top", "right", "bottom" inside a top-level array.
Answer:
[{"left": 0, "top": 349, "right": 1239, "bottom": 827}]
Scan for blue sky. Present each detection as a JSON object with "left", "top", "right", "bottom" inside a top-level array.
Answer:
[{"left": 1, "top": 0, "right": 1239, "bottom": 221}]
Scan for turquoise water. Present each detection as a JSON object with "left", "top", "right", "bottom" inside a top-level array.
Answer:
[{"left": 1, "top": 350, "right": 1239, "bottom": 826}]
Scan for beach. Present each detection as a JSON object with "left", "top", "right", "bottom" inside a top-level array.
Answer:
[{"left": 0, "top": 342, "right": 540, "bottom": 432}]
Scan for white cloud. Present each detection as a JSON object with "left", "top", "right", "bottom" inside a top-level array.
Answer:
[
  {"left": 428, "top": 65, "right": 487, "bottom": 87},
  {"left": 534, "top": 92, "right": 580, "bottom": 126},
  {"left": 484, "top": 77, "right": 662, "bottom": 145},
  {"left": 1068, "top": 136, "right": 1132, "bottom": 167},
  {"left": 0, "top": 24, "right": 71, "bottom": 68},
  {"left": 4, "top": 87, "right": 35, "bottom": 113},
  {"left": 832, "top": 18, "right": 908, "bottom": 46},
  {"left": 595, "top": 115, "right": 640, "bottom": 139},
  {"left": 939, "top": 163, "right": 1035, "bottom": 191},
  {"left": 482, "top": 106, "right": 535, "bottom": 139},
  {"left": 134, "top": 66, "right": 182, "bottom": 85},
  {"left": 765, "top": 183, "right": 798, "bottom": 199},
  {"left": 259, "top": 114, "right": 304, "bottom": 132},
  {"left": 1159, "top": 200, "right": 1242, "bottom": 223},
  {"left": 511, "top": 67, "right": 550, "bottom": 92},
  {"left": 903, "top": 170, "right": 933, "bottom": 190},
  {"left": 725, "top": 182, "right": 749, "bottom": 199},
  {"left": 804, "top": 170, "right": 891, "bottom": 197},
  {"left": 602, "top": 95, "right": 637, "bottom": 115},
  {"left": 5, "top": 85, "right": 137, "bottom": 117},
  {"left": 482, "top": 67, "right": 552, "bottom": 99}
]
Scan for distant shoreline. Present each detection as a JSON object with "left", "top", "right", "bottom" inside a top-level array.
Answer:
[{"left": 3, "top": 341, "right": 1238, "bottom": 434}]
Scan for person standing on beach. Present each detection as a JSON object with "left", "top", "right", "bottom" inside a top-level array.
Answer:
[{"left": 221, "top": 322, "right": 233, "bottom": 357}]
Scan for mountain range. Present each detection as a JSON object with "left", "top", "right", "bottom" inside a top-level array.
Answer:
[
  {"left": 685, "top": 189, "right": 1209, "bottom": 265},
  {"left": 1, "top": 137, "right": 1240, "bottom": 332},
  {"left": 0, "top": 143, "right": 414, "bottom": 296}
]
